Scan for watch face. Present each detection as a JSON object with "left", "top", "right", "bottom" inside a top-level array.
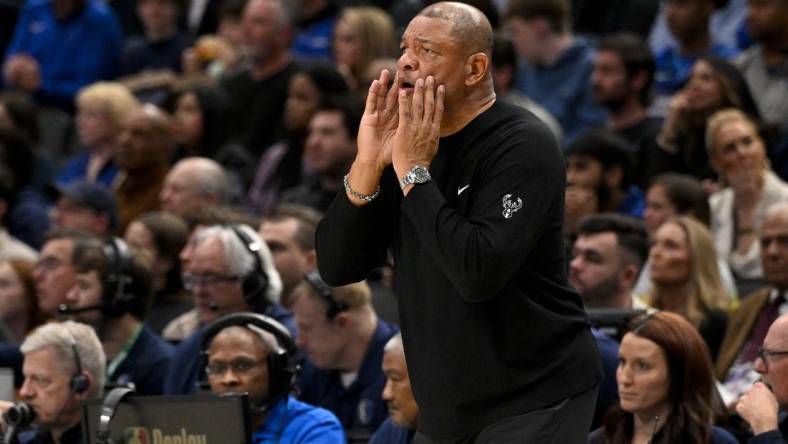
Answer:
[{"left": 412, "top": 166, "right": 430, "bottom": 183}]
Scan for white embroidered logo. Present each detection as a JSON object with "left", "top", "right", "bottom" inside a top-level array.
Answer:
[
  {"left": 457, "top": 184, "right": 470, "bottom": 195},
  {"left": 502, "top": 194, "right": 523, "bottom": 219}
]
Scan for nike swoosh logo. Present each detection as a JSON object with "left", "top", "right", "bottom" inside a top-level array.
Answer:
[{"left": 457, "top": 185, "right": 470, "bottom": 195}]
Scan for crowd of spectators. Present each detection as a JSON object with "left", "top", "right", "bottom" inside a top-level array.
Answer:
[{"left": 1, "top": 0, "right": 788, "bottom": 442}]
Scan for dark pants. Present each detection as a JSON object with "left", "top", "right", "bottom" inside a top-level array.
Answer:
[{"left": 413, "top": 385, "right": 599, "bottom": 444}]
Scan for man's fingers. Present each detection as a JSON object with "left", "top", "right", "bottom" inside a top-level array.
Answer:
[
  {"left": 364, "top": 79, "right": 381, "bottom": 117},
  {"left": 412, "top": 78, "right": 425, "bottom": 122},
  {"left": 398, "top": 89, "right": 411, "bottom": 125},
  {"left": 385, "top": 70, "right": 400, "bottom": 115},
  {"left": 431, "top": 84, "right": 445, "bottom": 136},
  {"left": 376, "top": 69, "right": 391, "bottom": 114},
  {"left": 423, "top": 76, "right": 435, "bottom": 125}
]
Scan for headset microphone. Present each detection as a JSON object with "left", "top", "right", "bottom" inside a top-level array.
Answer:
[
  {"left": 58, "top": 304, "right": 105, "bottom": 316},
  {"left": 3, "top": 402, "right": 36, "bottom": 444}
]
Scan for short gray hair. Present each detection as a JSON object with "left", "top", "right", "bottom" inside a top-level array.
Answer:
[
  {"left": 194, "top": 225, "right": 283, "bottom": 304},
  {"left": 21, "top": 321, "right": 106, "bottom": 397},
  {"left": 173, "top": 157, "right": 231, "bottom": 204}
]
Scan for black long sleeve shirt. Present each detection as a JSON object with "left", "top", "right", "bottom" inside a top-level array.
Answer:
[{"left": 316, "top": 100, "right": 602, "bottom": 439}]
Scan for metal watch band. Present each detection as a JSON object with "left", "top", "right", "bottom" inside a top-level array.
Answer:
[{"left": 343, "top": 174, "right": 380, "bottom": 202}]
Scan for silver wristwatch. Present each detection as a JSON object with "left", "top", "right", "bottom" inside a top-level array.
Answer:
[{"left": 399, "top": 165, "right": 431, "bottom": 188}]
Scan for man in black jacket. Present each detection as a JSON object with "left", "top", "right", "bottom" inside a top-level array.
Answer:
[{"left": 315, "top": 2, "right": 601, "bottom": 442}]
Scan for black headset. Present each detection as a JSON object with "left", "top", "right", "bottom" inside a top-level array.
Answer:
[
  {"left": 100, "top": 237, "right": 135, "bottom": 318},
  {"left": 201, "top": 313, "right": 298, "bottom": 404},
  {"left": 227, "top": 225, "right": 270, "bottom": 311},
  {"left": 304, "top": 270, "right": 349, "bottom": 320},
  {"left": 66, "top": 333, "right": 89, "bottom": 394}
]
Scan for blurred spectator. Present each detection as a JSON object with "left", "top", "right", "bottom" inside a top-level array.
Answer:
[
  {"left": 0, "top": 259, "right": 46, "bottom": 343},
  {"left": 163, "top": 224, "right": 292, "bottom": 395},
  {"left": 160, "top": 157, "right": 232, "bottom": 218},
  {"left": 0, "top": 180, "right": 38, "bottom": 263},
  {"left": 649, "top": 0, "right": 748, "bottom": 56},
  {"left": 570, "top": 0, "right": 659, "bottom": 39},
  {"left": 50, "top": 181, "right": 118, "bottom": 238},
  {"left": 368, "top": 334, "right": 418, "bottom": 444},
  {"left": 120, "top": 0, "right": 193, "bottom": 76},
  {"left": 491, "top": 33, "right": 563, "bottom": 143},
  {"left": 292, "top": 272, "right": 397, "bottom": 440},
  {"left": 0, "top": 321, "right": 105, "bottom": 444},
  {"left": 180, "top": 0, "right": 246, "bottom": 80},
  {"left": 124, "top": 211, "right": 191, "bottom": 334},
  {"left": 247, "top": 62, "right": 349, "bottom": 216},
  {"left": 292, "top": 0, "right": 337, "bottom": 62},
  {"left": 32, "top": 228, "right": 90, "bottom": 317},
  {"left": 652, "top": 55, "right": 761, "bottom": 182},
  {"left": 570, "top": 214, "right": 649, "bottom": 309},
  {"left": 280, "top": 97, "right": 360, "bottom": 213},
  {"left": 646, "top": 216, "right": 732, "bottom": 359},
  {"left": 221, "top": 0, "right": 298, "bottom": 155},
  {"left": 203, "top": 313, "right": 345, "bottom": 442},
  {"left": 2, "top": 0, "right": 122, "bottom": 110},
  {"left": 332, "top": 6, "right": 398, "bottom": 91},
  {"left": 171, "top": 85, "right": 254, "bottom": 190},
  {"left": 588, "top": 311, "right": 737, "bottom": 444},
  {"left": 707, "top": 109, "right": 788, "bottom": 281},
  {"left": 505, "top": 0, "right": 607, "bottom": 143},
  {"left": 564, "top": 130, "right": 643, "bottom": 236},
  {"left": 114, "top": 104, "right": 175, "bottom": 233},
  {"left": 61, "top": 237, "right": 173, "bottom": 394},
  {"left": 736, "top": 313, "right": 788, "bottom": 442},
  {"left": 56, "top": 82, "right": 140, "bottom": 188},
  {"left": 718, "top": 203, "right": 788, "bottom": 407},
  {"left": 0, "top": 91, "right": 54, "bottom": 192},
  {"left": 259, "top": 205, "right": 322, "bottom": 309},
  {"left": 635, "top": 173, "right": 739, "bottom": 301},
  {"left": 592, "top": 33, "right": 662, "bottom": 188},
  {"left": 736, "top": 0, "right": 788, "bottom": 129},
  {"left": 652, "top": 0, "right": 739, "bottom": 101}
]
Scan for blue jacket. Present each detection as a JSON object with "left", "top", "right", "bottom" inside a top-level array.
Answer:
[
  {"left": 4, "top": 0, "right": 122, "bottom": 109},
  {"left": 515, "top": 37, "right": 607, "bottom": 144},
  {"left": 254, "top": 396, "right": 345, "bottom": 444},
  {"left": 653, "top": 44, "right": 739, "bottom": 94},
  {"left": 297, "top": 319, "right": 397, "bottom": 440},
  {"left": 368, "top": 418, "right": 414, "bottom": 444},
  {"left": 109, "top": 324, "right": 174, "bottom": 395},
  {"left": 163, "top": 304, "right": 296, "bottom": 395},
  {"left": 55, "top": 152, "right": 118, "bottom": 188}
]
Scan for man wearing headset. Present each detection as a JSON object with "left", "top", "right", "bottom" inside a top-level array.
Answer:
[
  {"left": 163, "top": 224, "right": 295, "bottom": 395},
  {"left": 60, "top": 237, "right": 173, "bottom": 395},
  {"left": 204, "top": 313, "right": 344, "bottom": 443},
  {"left": 0, "top": 321, "right": 105, "bottom": 444}
]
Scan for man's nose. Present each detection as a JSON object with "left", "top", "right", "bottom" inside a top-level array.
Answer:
[{"left": 398, "top": 51, "right": 417, "bottom": 72}]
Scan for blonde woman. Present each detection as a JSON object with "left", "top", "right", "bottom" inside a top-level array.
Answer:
[
  {"left": 647, "top": 216, "right": 732, "bottom": 359},
  {"left": 56, "top": 82, "right": 140, "bottom": 187},
  {"left": 332, "top": 6, "right": 398, "bottom": 91},
  {"left": 707, "top": 108, "right": 788, "bottom": 281}
]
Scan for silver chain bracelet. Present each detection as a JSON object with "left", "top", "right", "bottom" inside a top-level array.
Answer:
[{"left": 343, "top": 174, "right": 380, "bottom": 202}]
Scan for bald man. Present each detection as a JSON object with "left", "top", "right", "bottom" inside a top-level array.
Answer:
[
  {"left": 737, "top": 314, "right": 788, "bottom": 442},
  {"left": 160, "top": 157, "right": 231, "bottom": 218},
  {"left": 316, "top": 2, "right": 601, "bottom": 442}
]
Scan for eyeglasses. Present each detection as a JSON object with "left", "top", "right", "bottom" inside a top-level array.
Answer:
[
  {"left": 182, "top": 273, "right": 240, "bottom": 291},
  {"left": 757, "top": 347, "right": 788, "bottom": 372},
  {"left": 205, "top": 358, "right": 265, "bottom": 377}
]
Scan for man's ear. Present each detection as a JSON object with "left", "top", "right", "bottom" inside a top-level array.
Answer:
[
  {"left": 630, "top": 70, "right": 648, "bottom": 94},
  {"left": 604, "top": 165, "right": 624, "bottom": 189},
  {"left": 305, "top": 249, "right": 317, "bottom": 269},
  {"left": 333, "top": 311, "right": 350, "bottom": 328},
  {"left": 465, "top": 53, "right": 490, "bottom": 87}
]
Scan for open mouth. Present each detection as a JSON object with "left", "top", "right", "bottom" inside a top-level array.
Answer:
[{"left": 399, "top": 80, "right": 415, "bottom": 93}]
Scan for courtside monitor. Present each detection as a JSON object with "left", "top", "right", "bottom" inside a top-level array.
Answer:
[{"left": 81, "top": 393, "right": 251, "bottom": 443}]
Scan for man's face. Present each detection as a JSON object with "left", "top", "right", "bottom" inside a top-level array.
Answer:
[
  {"left": 665, "top": 0, "right": 713, "bottom": 43},
  {"left": 63, "top": 271, "right": 104, "bottom": 325},
  {"left": 761, "top": 208, "right": 788, "bottom": 290},
  {"left": 592, "top": 50, "right": 630, "bottom": 109},
  {"left": 397, "top": 15, "right": 468, "bottom": 106},
  {"left": 260, "top": 218, "right": 313, "bottom": 306},
  {"left": 51, "top": 197, "right": 105, "bottom": 235},
  {"left": 160, "top": 164, "right": 203, "bottom": 217},
  {"left": 566, "top": 154, "right": 603, "bottom": 188},
  {"left": 304, "top": 111, "right": 356, "bottom": 177},
  {"left": 570, "top": 232, "right": 626, "bottom": 307},
  {"left": 207, "top": 327, "right": 270, "bottom": 404},
  {"left": 115, "top": 111, "right": 168, "bottom": 172},
  {"left": 138, "top": 0, "right": 180, "bottom": 35},
  {"left": 188, "top": 237, "right": 248, "bottom": 324},
  {"left": 242, "top": 0, "right": 285, "bottom": 63},
  {"left": 382, "top": 348, "right": 419, "bottom": 429},
  {"left": 505, "top": 17, "right": 541, "bottom": 64},
  {"left": 754, "top": 318, "right": 788, "bottom": 406},
  {"left": 747, "top": 0, "right": 788, "bottom": 42},
  {"left": 34, "top": 239, "right": 77, "bottom": 315},
  {"left": 19, "top": 348, "right": 82, "bottom": 431},
  {"left": 292, "top": 292, "right": 344, "bottom": 369}
]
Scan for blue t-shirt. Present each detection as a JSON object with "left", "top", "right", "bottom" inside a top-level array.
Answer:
[
  {"left": 368, "top": 418, "right": 415, "bottom": 444},
  {"left": 653, "top": 44, "right": 739, "bottom": 95},
  {"left": 253, "top": 396, "right": 345, "bottom": 444}
]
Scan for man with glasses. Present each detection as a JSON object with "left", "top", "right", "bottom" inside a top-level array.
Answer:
[
  {"left": 290, "top": 271, "right": 397, "bottom": 441},
  {"left": 737, "top": 313, "right": 788, "bottom": 442},
  {"left": 163, "top": 224, "right": 293, "bottom": 395},
  {"left": 204, "top": 315, "right": 344, "bottom": 443},
  {"left": 33, "top": 229, "right": 92, "bottom": 317}
]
